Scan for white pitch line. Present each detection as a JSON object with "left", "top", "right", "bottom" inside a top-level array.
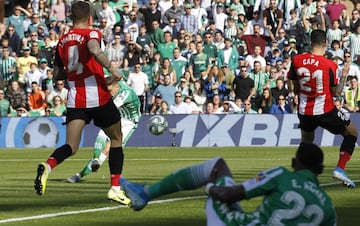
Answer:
[{"left": 0, "top": 196, "right": 205, "bottom": 224}]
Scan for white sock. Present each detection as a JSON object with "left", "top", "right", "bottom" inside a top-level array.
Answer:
[
  {"left": 98, "top": 153, "right": 107, "bottom": 165},
  {"left": 111, "top": 186, "right": 120, "bottom": 192}
]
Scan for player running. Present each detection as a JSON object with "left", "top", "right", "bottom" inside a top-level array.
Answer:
[
  {"left": 67, "top": 76, "right": 141, "bottom": 191},
  {"left": 120, "top": 143, "right": 336, "bottom": 225},
  {"left": 34, "top": 1, "right": 130, "bottom": 204},
  {"left": 288, "top": 29, "right": 358, "bottom": 188}
]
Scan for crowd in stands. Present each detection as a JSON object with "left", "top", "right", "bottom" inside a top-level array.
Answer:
[{"left": 0, "top": 0, "right": 360, "bottom": 117}]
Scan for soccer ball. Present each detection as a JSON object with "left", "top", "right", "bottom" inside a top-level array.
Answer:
[
  {"left": 23, "top": 118, "right": 59, "bottom": 148},
  {"left": 147, "top": 115, "right": 168, "bottom": 135}
]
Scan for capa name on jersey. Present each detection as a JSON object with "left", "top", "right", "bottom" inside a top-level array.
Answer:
[{"left": 302, "top": 58, "right": 320, "bottom": 67}]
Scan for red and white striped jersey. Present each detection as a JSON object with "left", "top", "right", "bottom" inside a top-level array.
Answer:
[
  {"left": 55, "top": 28, "right": 111, "bottom": 108},
  {"left": 288, "top": 52, "right": 338, "bottom": 115}
]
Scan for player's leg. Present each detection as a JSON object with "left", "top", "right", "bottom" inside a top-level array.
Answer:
[
  {"left": 321, "top": 109, "right": 357, "bottom": 188},
  {"left": 67, "top": 130, "right": 110, "bottom": 183},
  {"left": 95, "top": 100, "right": 129, "bottom": 204},
  {"left": 121, "top": 157, "right": 232, "bottom": 211},
  {"left": 34, "top": 117, "right": 86, "bottom": 195}
]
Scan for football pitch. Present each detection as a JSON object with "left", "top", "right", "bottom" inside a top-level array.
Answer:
[{"left": 0, "top": 146, "right": 359, "bottom": 226}]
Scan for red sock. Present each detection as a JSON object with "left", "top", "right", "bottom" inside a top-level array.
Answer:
[
  {"left": 337, "top": 152, "right": 351, "bottom": 170},
  {"left": 46, "top": 157, "right": 58, "bottom": 170},
  {"left": 111, "top": 174, "right": 120, "bottom": 187}
]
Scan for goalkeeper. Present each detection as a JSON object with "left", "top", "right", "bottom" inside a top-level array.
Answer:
[{"left": 67, "top": 76, "right": 141, "bottom": 184}]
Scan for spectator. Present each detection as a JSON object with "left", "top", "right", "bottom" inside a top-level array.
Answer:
[
  {"left": 19, "top": 62, "right": 43, "bottom": 94},
  {"left": 204, "top": 101, "right": 214, "bottom": 114},
  {"left": 0, "top": 88, "right": 10, "bottom": 116},
  {"left": 0, "top": 46, "right": 17, "bottom": 89},
  {"left": 244, "top": 10, "right": 264, "bottom": 35},
  {"left": 139, "top": 0, "right": 162, "bottom": 34},
  {"left": 328, "top": 40, "right": 344, "bottom": 65},
  {"left": 343, "top": 24, "right": 360, "bottom": 61},
  {"left": 341, "top": 51, "right": 360, "bottom": 80},
  {"left": 106, "top": 32, "right": 127, "bottom": 66},
  {"left": 339, "top": 8, "right": 350, "bottom": 30},
  {"left": 249, "top": 61, "right": 269, "bottom": 100},
  {"left": 28, "top": 81, "right": 47, "bottom": 115},
  {"left": 217, "top": 38, "right": 239, "bottom": 71},
  {"left": 3, "top": 25, "right": 21, "bottom": 56},
  {"left": 256, "top": 87, "right": 275, "bottom": 114},
  {"left": 27, "top": 13, "right": 48, "bottom": 36},
  {"left": 191, "top": 0, "right": 208, "bottom": 32},
  {"left": 12, "top": 103, "right": 30, "bottom": 117},
  {"left": 242, "top": 98, "right": 257, "bottom": 114},
  {"left": 213, "top": 30, "right": 225, "bottom": 51},
  {"left": 271, "top": 78, "right": 289, "bottom": 104},
  {"left": 221, "top": 64, "right": 235, "bottom": 99},
  {"left": 326, "top": 0, "right": 346, "bottom": 23},
  {"left": 150, "top": 20, "right": 164, "bottom": 50},
  {"left": 232, "top": 65, "right": 255, "bottom": 102},
  {"left": 17, "top": 46, "right": 38, "bottom": 79},
  {"left": 157, "top": 31, "right": 177, "bottom": 59},
  {"left": 262, "top": 0, "right": 283, "bottom": 37},
  {"left": 41, "top": 68, "right": 55, "bottom": 98},
  {"left": 96, "top": 0, "right": 116, "bottom": 29},
  {"left": 269, "top": 94, "right": 291, "bottom": 114},
  {"left": 189, "top": 42, "right": 211, "bottom": 80},
  {"left": 6, "top": 80, "right": 28, "bottom": 112},
  {"left": 176, "top": 77, "right": 192, "bottom": 98},
  {"left": 178, "top": 3, "right": 198, "bottom": 36},
  {"left": 343, "top": 76, "right": 360, "bottom": 112},
  {"left": 245, "top": 45, "right": 266, "bottom": 71},
  {"left": 124, "top": 41, "right": 142, "bottom": 68},
  {"left": 152, "top": 74, "right": 177, "bottom": 106},
  {"left": 159, "top": 100, "right": 171, "bottom": 115},
  {"left": 242, "top": 24, "right": 273, "bottom": 57},
  {"left": 155, "top": 58, "right": 177, "bottom": 85},
  {"left": 149, "top": 93, "right": 163, "bottom": 115},
  {"left": 127, "top": 63, "right": 149, "bottom": 114},
  {"left": 212, "top": 94, "right": 223, "bottom": 113},
  {"left": 184, "top": 96, "right": 199, "bottom": 114},
  {"left": 50, "top": 95, "right": 66, "bottom": 116},
  {"left": 47, "top": 79, "right": 68, "bottom": 105},
  {"left": 171, "top": 48, "right": 187, "bottom": 82},
  {"left": 123, "top": 10, "right": 144, "bottom": 42},
  {"left": 98, "top": 17, "right": 113, "bottom": 45},
  {"left": 5, "top": 5, "right": 31, "bottom": 40},
  {"left": 163, "top": 0, "right": 184, "bottom": 26},
  {"left": 136, "top": 24, "right": 152, "bottom": 53},
  {"left": 212, "top": 3, "right": 227, "bottom": 33},
  {"left": 192, "top": 80, "right": 206, "bottom": 113},
  {"left": 169, "top": 91, "right": 193, "bottom": 114},
  {"left": 204, "top": 65, "right": 227, "bottom": 102}
]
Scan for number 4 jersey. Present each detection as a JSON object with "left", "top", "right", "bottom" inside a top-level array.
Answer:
[
  {"left": 242, "top": 167, "right": 336, "bottom": 226},
  {"left": 288, "top": 53, "right": 338, "bottom": 115},
  {"left": 55, "top": 29, "right": 112, "bottom": 108}
]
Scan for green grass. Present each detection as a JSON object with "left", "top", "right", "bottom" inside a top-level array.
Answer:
[{"left": 0, "top": 147, "right": 359, "bottom": 225}]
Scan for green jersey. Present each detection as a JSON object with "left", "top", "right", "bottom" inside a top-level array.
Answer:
[
  {"left": 113, "top": 80, "right": 141, "bottom": 124},
  {"left": 241, "top": 167, "right": 336, "bottom": 226},
  {"left": 157, "top": 42, "right": 177, "bottom": 59},
  {"left": 189, "top": 53, "right": 210, "bottom": 79}
]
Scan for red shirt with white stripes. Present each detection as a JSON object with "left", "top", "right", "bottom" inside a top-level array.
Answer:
[
  {"left": 55, "top": 28, "right": 111, "bottom": 108},
  {"left": 288, "top": 52, "right": 338, "bottom": 116}
]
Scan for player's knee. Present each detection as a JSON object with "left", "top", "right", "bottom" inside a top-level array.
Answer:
[
  {"left": 345, "top": 123, "right": 358, "bottom": 137},
  {"left": 211, "top": 158, "right": 232, "bottom": 180}
]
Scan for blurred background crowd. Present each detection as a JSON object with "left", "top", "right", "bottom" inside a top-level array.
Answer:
[{"left": 0, "top": 0, "right": 359, "bottom": 117}]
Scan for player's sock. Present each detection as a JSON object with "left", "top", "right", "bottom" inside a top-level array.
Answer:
[
  {"left": 98, "top": 152, "right": 107, "bottom": 165},
  {"left": 337, "top": 152, "right": 351, "bottom": 170},
  {"left": 337, "top": 135, "right": 356, "bottom": 170},
  {"left": 147, "top": 157, "right": 221, "bottom": 199},
  {"left": 109, "top": 147, "right": 124, "bottom": 187},
  {"left": 79, "top": 160, "right": 93, "bottom": 177},
  {"left": 47, "top": 144, "right": 73, "bottom": 170}
]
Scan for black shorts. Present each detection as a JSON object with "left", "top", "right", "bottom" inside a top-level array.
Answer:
[
  {"left": 66, "top": 100, "right": 121, "bottom": 128},
  {"left": 298, "top": 108, "right": 350, "bottom": 134}
]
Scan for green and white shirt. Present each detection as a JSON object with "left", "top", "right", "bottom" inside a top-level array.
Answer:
[
  {"left": 242, "top": 167, "right": 336, "bottom": 226},
  {"left": 113, "top": 80, "right": 141, "bottom": 124}
]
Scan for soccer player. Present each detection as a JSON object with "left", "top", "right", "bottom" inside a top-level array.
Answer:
[
  {"left": 120, "top": 143, "right": 336, "bottom": 225},
  {"left": 34, "top": 1, "right": 130, "bottom": 205},
  {"left": 67, "top": 76, "right": 141, "bottom": 183},
  {"left": 288, "top": 29, "right": 358, "bottom": 188}
]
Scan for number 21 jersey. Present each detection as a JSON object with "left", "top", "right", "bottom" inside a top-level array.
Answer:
[
  {"left": 288, "top": 53, "right": 338, "bottom": 115},
  {"left": 56, "top": 28, "right": 111, "bottom": 108}
]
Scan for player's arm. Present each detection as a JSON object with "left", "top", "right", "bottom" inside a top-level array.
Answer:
[
  {"left": 87, "top": 39, "right": 122, "bottom": 79},
  {"left": 208, "top": 184, "right": 246, "bottom": 203},
  {"left": 287, "top": 63, "right": 299, "bottom": 95},
  {"left": 53, "top": 49, "right": 67, "bottom": 81},
  {"left": 331, "top": 67, "right": 346, "bottom": 97}
]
